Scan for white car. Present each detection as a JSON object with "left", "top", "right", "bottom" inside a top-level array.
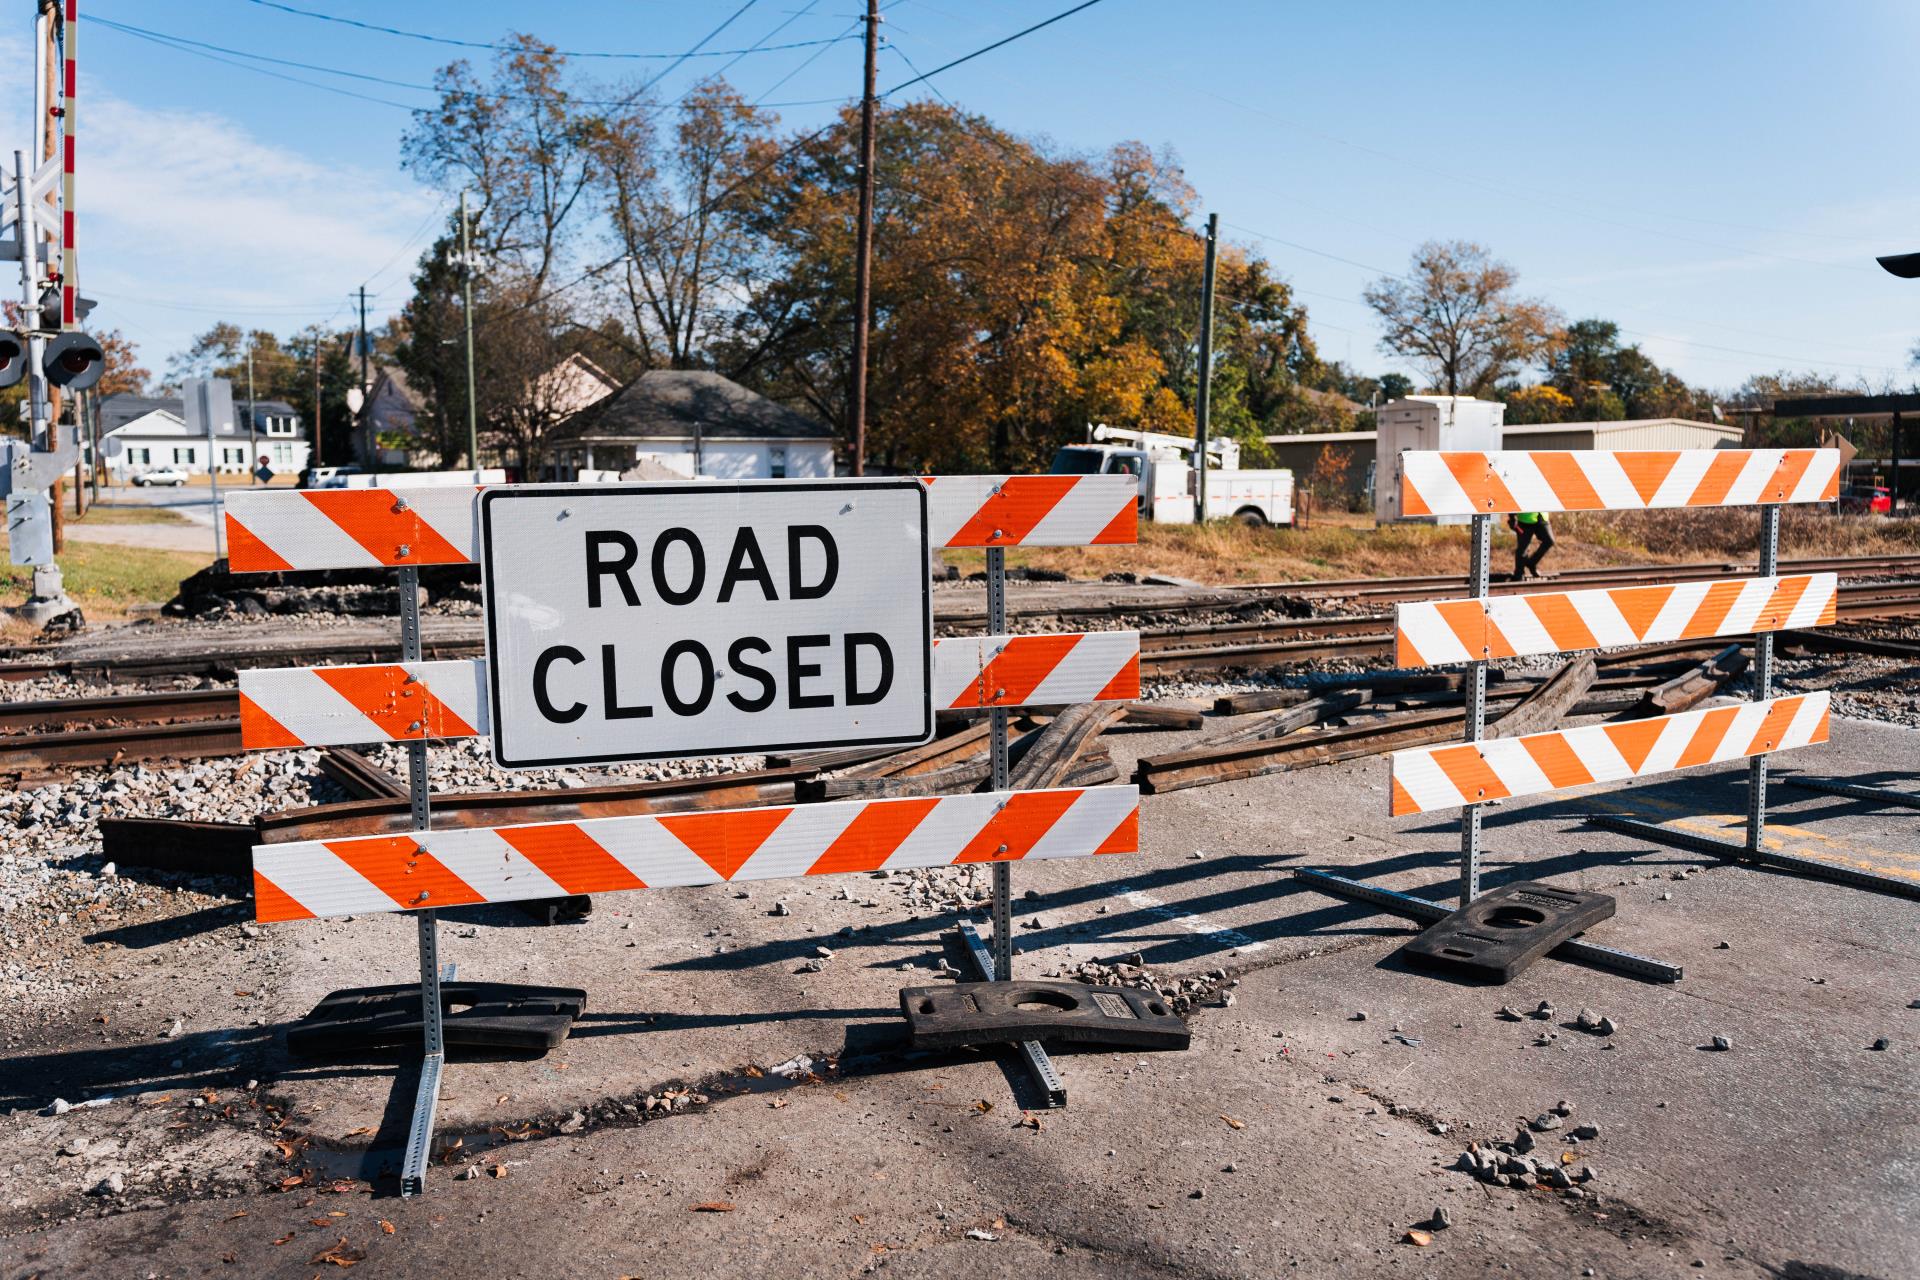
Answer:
[
  {"left": 307, "top": 465, "right": 364, "bottom": 489},
  {"left": 131, "top": 466, "right": 189, "bottom": 487}
]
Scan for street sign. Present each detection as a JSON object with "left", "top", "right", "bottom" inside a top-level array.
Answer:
[{"left": 480, "top": 481, "right": 933, "bottom": 768}]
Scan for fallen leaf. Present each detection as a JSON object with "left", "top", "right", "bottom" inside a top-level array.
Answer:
[
  {"left": 1561, "top": 1151, "right": 1576, "bottom": 1165},
  {"left": 234, "top": 990, "right": 252, "bottom": 997},
  {"left": 1404, "top": 1229, "right": 1432, "bottom": 1247},
  {"left": 311, "top": 1237, "right": 365, "bottom": 1267},
  {"left": 767, "top": 1097, "right": 787, "bottom": 1109},
  {"left": 851, "top": 1215, "right": 866, "bottom": 1224},
  {"left": 327, "top": 1211, "right": 347, "bottom": 1218},
  {"left": 972, "top": 1100, "right": 994, "bottom": 1114},
  {"left": 744, "top": 1065, "right": 763, "bottom": 1078},
  {"left": 379, "top": 1220, "right": 395, "bottom": 1236},
  {"left": 226, "top": 1210, "right": 249, "bottom": 1220},
  {"left": 1220, "top": 1115, "right": 1245, "bottom": 1130},
  {"left": 488, "top": 1165, "right": 508, "bottom": 1179},
  {"left": 275, "top": 1173, "right": 309, "bottom": 1192},
  {"left": 691, "top": 1202, "right": 736, "bottom": 1213},
  {"left": 495, "top": 1095, "right": 510, "bottom": 1106},
  {"left": 270, "top": 1234, "right": 295, "bottom": 1247},
  {"left": 1016, "top": 1113, "right": 1042, "bottom": 1132},
  {"left": 221, "top": 1251, "right": 236, "bottom": 1265},
  {"left": 345, "top": 1127, "right": 375, "bottom": 1138},
  {"left": 552, "top": 1062, "right": 569, "bottom": 1071},
  {"left": 273, "top": 1140, "right": 297, "bottom": 1161},
  {"left": 309, "top": 1218, "right": 333, "bottom": 1228},
  {"left": 93, "top": 1014, "right": 108, "bottom": 1024}
]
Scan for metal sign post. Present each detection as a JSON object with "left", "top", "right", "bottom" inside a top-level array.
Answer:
[
  {"left": 1746, "top": 505, "right": 1779, "bottom": 854},
  {"left": 1459, "top": 513, "right": 1490, "bottom": 903},
  {"left": 979, "top": 542, "right": 1067, "bottom": 1106},
  {"left": 396, "top": 565, "right": 449, "bottom": 1199}
]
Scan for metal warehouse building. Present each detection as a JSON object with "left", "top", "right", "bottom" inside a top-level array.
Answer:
[{"left": 1498, "top": 418, "right": 1744, "bottom": 451}]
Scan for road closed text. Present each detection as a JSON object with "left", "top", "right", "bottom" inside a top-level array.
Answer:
[{"left": 480, "top": 483, "right": 932, "bottom": 768}]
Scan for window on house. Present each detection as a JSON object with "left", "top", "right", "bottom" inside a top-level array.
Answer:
[
  {"left": 768, "top": 446, "right": 787, "bottom": 479},
  {"left": 272, "top": 442, "right": 296, "bottom": 466},
  {"left": 224, "top": 447, "right": 245, "bottom": 466},
  {"left": 174, "top": 447, "right": 196, "bottom": 465},
  {"left": 127, "top": 447, "right": 150, "bottom": 465}
]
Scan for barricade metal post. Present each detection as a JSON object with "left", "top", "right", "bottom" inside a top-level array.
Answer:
[
  {"left": 981, "top": 541, "right": 1066, "bottom": 1105},
  {"left": 396, "top": 564, "right": 447, "bottom": 1199},
  {"left": 986, "top": 546, "right": 1012, "bottom": 982},
  {"left": 1459, "top": 513, "right": 1490, "bottom": 903},
  {"left": 1746, "top": 505, "right": 1779, "bottom": 855}
]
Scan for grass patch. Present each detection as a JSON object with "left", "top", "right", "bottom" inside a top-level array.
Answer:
[
  {"left": 72, "top": 503, "right": 192, "bottom": 526},
  {"left": 942, "top": 511, "right": 1920, "bottom": 584},
  {"left": 0, "top": 535, "right": 211, "bottom": 620}
]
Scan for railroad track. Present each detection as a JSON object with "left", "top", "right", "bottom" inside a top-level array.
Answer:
[
  {"left": 1136, "top": 579, "right": 1920, "bottom": 674},
  {"left": 4, "top": 616, "right": 1912, "bottom": 770}
]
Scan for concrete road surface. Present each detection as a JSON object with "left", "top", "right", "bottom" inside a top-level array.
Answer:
[{"left": 2, "top": 714, "right": 1915, "bottom": 1278}]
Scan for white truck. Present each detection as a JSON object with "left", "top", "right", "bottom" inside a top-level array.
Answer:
[{"left": 1050, "top": 424, "right": 1294, "bottom": 526}]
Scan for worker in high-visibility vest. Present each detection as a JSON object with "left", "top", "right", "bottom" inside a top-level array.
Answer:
[{"left": 1508, "top": 510, "right": 1555, "bottom": 579}]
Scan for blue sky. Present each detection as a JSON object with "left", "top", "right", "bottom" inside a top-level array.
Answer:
[{"left": 46, "top": 0, "right": 1920, "bottom": 391}]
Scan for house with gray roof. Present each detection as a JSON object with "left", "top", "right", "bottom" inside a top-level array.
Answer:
[
  {"left": 549, "top": 369, "right": 835, "bottom": 480},
  {"left": 97, "top": 392, "right": 309, "bottom": 481}
]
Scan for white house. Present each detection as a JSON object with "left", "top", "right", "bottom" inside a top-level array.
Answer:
[
  {"left": 549, "top": 369, "right": 835, "bottom": 481},
  {"left": 98, "top": 393, "right": 310, "bottom": 481}
]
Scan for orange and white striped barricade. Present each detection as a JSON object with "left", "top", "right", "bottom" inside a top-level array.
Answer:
[
  {"left": 234, "top": 632, "right": 1143, "bottom": 751},
  {"left": 1365, "top": 446, "right": 1911, "bottom": 904},
  {"left": 222, "top": 472, "right": 1141, "bottom": 1185}
]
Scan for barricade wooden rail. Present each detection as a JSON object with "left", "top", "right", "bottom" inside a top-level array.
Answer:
[{"left": 235, "top": 633, "right": 1144, "bottom": 750}]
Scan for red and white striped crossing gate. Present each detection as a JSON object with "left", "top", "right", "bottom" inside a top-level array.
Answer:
[
  {"left": 1382, "top": 447, "right": 1912, "bottom": 900},
  {"left": 220, "top": 472, "right": 1144, "bottom": 1188}
]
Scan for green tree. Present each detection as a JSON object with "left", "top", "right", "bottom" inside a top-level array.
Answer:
[{"left": 1363, "top": 241, "right": 1560, "bottom": 396}]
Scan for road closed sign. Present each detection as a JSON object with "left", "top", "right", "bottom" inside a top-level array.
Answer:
[{"left": 480, "top": 481, "right": 933, "bottom": 768}]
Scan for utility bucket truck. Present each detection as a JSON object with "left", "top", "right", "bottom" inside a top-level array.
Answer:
[{"left": 1050, "top": 424, "right": 1294, "bottom": 526}]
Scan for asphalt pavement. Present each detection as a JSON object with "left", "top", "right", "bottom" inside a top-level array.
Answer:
[{"left": 3, "top": 712, "right": 1915, "bottom": 1278}]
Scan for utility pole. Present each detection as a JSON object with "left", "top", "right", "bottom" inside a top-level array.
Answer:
[
  {"left": 356, "top": 284, "right": 369, "bottom": 466},
  {"left": 1193, "top": 211, "right": 1218, "bottom": 524},
  {"left": 461, "top": 190, "right": 478, "bottom": 468},
  {"left": 246, "top": 333, "right": 257, "bottom": 482},
  {"left": 311, "top": 339, "right": 323, "bottom": 469},
  {"left": 847, "top": 0, "right": 878, "bottom": 476}
]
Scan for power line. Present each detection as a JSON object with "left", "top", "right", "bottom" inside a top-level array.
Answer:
[
  {"left": 880, "top": 0, "right": 1105, "bottom": 96},
  {"left": 94, "top": 19, "right": 418, "bottom": 111},
  {"left": 239, "top": 0, "right": 850, "bottom": 61},
  {"left": 94, "top": 17, "right": 767, "bottom": 111},
  {"left": 633, "top": 0, "right": 762, "bottom": 99}
]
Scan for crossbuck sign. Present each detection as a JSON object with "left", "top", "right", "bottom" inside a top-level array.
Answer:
[{"left": 481, "top": 481, "right": 934, "bottom": 768}]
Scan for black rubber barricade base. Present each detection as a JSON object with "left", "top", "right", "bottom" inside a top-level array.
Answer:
[
  {"left": 286, "top": 982, "right": 588, "bottom": 1058},
  {"left": 1399, "top": 881, "right": 1616, "bottom": 983},
  {"left": 899, "top": 981, "right": 1191, "bottom": 1052}
]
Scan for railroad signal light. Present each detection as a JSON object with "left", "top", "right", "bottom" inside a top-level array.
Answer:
[
  {"left": 43, "top": 330, "right": 104, "bottom": 390},
  {"left": 0, "top": 329, "right": 25, "bottom": 388}
]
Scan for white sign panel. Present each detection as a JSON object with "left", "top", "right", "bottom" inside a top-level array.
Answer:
[{"left": 480, "top": 481, "right": 933, "bottom": 768}]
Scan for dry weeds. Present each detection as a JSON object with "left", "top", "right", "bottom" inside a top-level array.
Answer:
[{"left": 945, "top": 510, "right": 1920, "bottom": 585}]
